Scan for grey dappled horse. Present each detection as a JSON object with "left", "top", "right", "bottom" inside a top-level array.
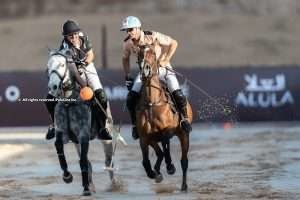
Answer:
[{"left": 47, "top": 50, "right": 114, "bottom": 196}]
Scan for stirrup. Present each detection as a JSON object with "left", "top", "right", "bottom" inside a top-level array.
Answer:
[
  {"left": 180, "top": 118, "right": 192, "bottom": 133},
  {"left": 46, "top": 125, "right": 55, "bottom": 140}
]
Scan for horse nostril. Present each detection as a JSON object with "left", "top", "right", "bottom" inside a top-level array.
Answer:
[{"left": 52, "top": 85, "right": 58, "bottom": 90}]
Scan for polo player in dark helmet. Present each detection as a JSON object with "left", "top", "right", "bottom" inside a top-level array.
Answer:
[{"left": 45, "top": 19, "right": 112, "bottom": 140}]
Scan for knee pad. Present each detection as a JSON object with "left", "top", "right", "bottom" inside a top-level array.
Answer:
[
  {"left": 54, "top": 137, "right": 63, "bottom": 153},
  {"left": 94, "top": 89, "right": 107, "bottom": 109},
  {"left": 172, "top": 89, "right": 187, "bottom": 107}
]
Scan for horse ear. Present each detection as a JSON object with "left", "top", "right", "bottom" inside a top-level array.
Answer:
[
  {"left": 63, "top": 49, "right": 73, "bottom": 62},
  {"left": 47, "top": 47, "right": 57, "bottom": 56},
  {"left": 64, "top": 49, "right": 72, "bottom": 57}
]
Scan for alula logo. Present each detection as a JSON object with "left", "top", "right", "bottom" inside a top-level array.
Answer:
[{"left": 235, "top": 74, "right": 294, "bottom": 108}]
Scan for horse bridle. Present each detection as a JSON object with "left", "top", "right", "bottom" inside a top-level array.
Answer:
[
  {"left": 141, "top": 47, "right": 168, "bottom": 107},
  {"left": 49, "top": 52, "right": 73, "bottom": 94}
]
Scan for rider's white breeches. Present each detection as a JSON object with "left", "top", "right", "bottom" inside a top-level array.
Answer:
[
  {"left": 131, "top": 66, "right": 180, "bottom": 93},
  {"left": 81, "top": 63, "right": 113, "bottom": 126},
  {"left": 81, "top": 62, "right": 103, "bottom": 91}
]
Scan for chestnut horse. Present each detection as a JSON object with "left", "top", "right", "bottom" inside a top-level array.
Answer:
[{"left": 136, "top": 45, "right": 193, "bottom": 191}]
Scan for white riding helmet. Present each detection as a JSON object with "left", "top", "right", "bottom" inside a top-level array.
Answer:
[{"left": 120, "top": 16, "right": 141, "bottom": 31}]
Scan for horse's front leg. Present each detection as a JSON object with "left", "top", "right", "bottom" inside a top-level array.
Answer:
[
  {"left": 162, "top": 138, "right": 176, "bottom": 175},
  {"left": 140, "top": 139, "right": 156, "bottom": 179},
  {"left": 74, "top": 143, "right": 95, "bottom": 193},
  {"left": 79, "top": 136, "right": 91, "bottom": 196},
  {"left": 178, "top": 133, "right": 189, "bottom": 192},
  {"left": 149, "top": 141, "right": 164, "bottom": 183},
  {"left": 54, "top": 131, "right": 73, "bottom": 183}
]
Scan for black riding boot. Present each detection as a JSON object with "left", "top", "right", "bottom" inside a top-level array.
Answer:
[
  {"left": 127, "top": 91, "right": 139, "bottom": 140},
  {"left": 93, "top": 89, "right": 112, "bottom": 140},
  {"left": 172, "top": 89, "right": 192, "bottom": 133},
  {"left": 45, "top": 93, "right": 57, "bottom": 140}
]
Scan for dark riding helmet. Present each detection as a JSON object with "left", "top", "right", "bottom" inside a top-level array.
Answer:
[{"left": 62, "top": 20, "right": 81, "bottom": 36}]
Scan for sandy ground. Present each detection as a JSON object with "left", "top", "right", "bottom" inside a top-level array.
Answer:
[{"left": 0, "top": 123, "right": 300, "bottom": 199}]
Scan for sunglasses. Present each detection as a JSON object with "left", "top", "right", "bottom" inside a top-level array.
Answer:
[{"left": 126, "top": 28, "right": 134, "bottom": 33}]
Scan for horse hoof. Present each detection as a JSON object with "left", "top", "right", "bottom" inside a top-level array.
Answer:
[
  {"left": 181, "top": 183, "right": 188, "bottom": 192},
  {"left": 167, "top": 164, "right": 176, "bottom": 175},
  {"left": 155, "top": 173, "right": 163, "bottom": 183},
  {"left": 82, "top": 188, "right": 91, "bottom": 196},
  {"left": 147, "top": 171, "right": 156, "bottom": 179},
  {"left": 62, "top": 172, "right": 73, "bottom": 184}
]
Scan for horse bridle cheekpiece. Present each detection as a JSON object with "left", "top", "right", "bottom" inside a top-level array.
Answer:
[
  {"left": 49, "top": 51, "right": 74, "bottom": 94},
  {"left": 140, "top": 45, "right": 158, "bottom": 80}
]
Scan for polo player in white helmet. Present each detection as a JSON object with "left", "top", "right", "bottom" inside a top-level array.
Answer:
[{"left": 120, "top": 16, "right": 192, "bottom": 140}]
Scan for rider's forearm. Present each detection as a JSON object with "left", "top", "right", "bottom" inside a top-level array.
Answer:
[
  {"left": 164, "top": 39, "right": 178, "bottom": 62},
  {"left": 122, "top": 57, "right": 131, "bottom": 76},
  {"left": 85, "top": 49, "right": 94, "bottom": 65}
]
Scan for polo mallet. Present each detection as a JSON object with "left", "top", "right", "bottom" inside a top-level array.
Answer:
[
  {"left": 93, "top": 98, "right": 127, "bottom": 172},
  {"left": 163, "top": 66, "right": 232, "bottom": 115}
]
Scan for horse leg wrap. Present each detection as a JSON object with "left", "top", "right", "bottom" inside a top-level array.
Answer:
[
  {"left": 180, "top": 159, "right": 188, "bottom": 191},
  {"left": 162, "top": 140, "right": 172, "bottom": 166},
  {"left": 55, "top": 137, "right": 68, "bottom": 171},
  {"left": 154, "top": 149, "right": 164, "bottom": 173},
  {"left": 81, "top": 171, "right": 89, "bottom": 188},
  {"left": 103, "top": 142, "right": 113, "bottom": 167},
  {"left": 142, "top": 159, "right": 155, "bottom": 179},
  {"left": 88, "top": 160, "right": 93, "bottom": 182},
  {"left": 181, "top": 159, "right": 188, "bottom": 173},
  {"left": 79, "top": 142, "right": 89, "bottom": 172}
]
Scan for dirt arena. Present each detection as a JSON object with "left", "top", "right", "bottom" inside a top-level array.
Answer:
[{"left": 0, "top": 123, "right": 299, "bottom": 199}]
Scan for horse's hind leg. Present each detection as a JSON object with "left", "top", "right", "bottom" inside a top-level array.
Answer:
[
  {"left": 178, "top": 133, "right": 190, "bottom": 192},
  {"left": 55, "top": 131, "right": 73, "bottom": 183},
  {"left": 162, "top": 139, "right": 176, "bottom": 175},
  {"left": 149, "top": 142, "right": 164, "bottom": 183},
  {"left": 140, "top": 139, "right": 156, "bottom": 179}
]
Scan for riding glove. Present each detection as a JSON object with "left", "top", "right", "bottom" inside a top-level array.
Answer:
[{"left": 74, "top": 59, "right": 87, "bottom": 66}]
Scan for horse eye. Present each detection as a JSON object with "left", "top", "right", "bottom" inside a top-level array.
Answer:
[{"left": 52, "top": 85, "right": 58, "bottom": 90}]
